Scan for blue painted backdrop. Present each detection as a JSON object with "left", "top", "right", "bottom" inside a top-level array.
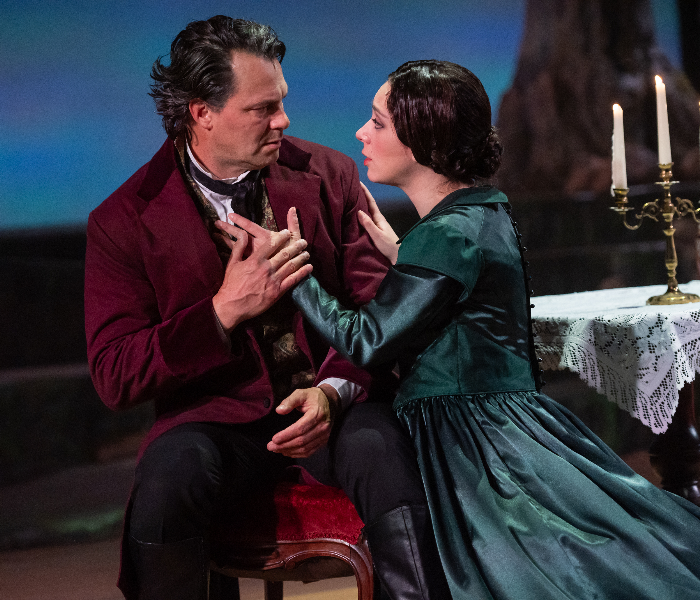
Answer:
[{"left": 0, "top": 0, "right": 680, "bottom": 230}]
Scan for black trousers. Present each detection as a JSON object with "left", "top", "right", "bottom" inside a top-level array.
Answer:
[{"left": 129, "top": 401, "right": 426, "bottom": 544}]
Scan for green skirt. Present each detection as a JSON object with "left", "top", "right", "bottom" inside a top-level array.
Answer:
[{"left": 397, "top": 392, "right": 700, "bottom": 599}]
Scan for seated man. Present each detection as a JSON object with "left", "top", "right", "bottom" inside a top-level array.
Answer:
[{"left": 84, "top": 15, "right": 449, "bottom": 600}]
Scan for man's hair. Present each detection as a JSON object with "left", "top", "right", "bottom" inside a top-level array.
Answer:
[
  {"left": 150, "top": 15, "right": 286, "bottom": 139},
  {"left": 387, "top": 60, "right": 502, "bottom": 184}
]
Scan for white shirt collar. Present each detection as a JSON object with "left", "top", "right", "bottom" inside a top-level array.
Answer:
[
  {"left": 185, "top": 142, "right": 250, "bottom": 223},
  {"left": 185, "top": 142, "right": 250, "bottom": 184}
]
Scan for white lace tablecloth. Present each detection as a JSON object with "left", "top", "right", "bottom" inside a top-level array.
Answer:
[{"left": 531, "top": 281, "right": 700, "bottom": 433}]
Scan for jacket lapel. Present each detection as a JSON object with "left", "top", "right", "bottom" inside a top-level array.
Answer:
[
  {"left": 265, "top": 168, "right": 321, "bottom": 246},
  {"left": 266, "top": 139, "right": 322, "bottom": 246},
  {"left": 139, "top": 141, "right": 223, "bottom": 297}
]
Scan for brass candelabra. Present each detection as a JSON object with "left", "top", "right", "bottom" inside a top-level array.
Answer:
[{"left": 611, "top": 163, "right": 700, "bottom": 305}]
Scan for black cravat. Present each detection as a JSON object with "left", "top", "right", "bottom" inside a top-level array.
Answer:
[{"left": 188, "top": 159, "right": 260, "bottom": 222}]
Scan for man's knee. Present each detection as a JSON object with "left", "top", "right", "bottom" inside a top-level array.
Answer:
[
  {"left": 334, "top": 402, "right": 416, "bottom": 467},
  {"left": 330, "top": 402, "right": 426, "bottom": 522},
  {"left": 130, "top": 428, "right": 223, "bottom": 542}
]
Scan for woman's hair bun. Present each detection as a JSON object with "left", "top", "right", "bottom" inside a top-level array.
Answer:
[
  {"left": 387, "top": 61, "right": 502, "bottom": 184},
  {"left": 430, "top": 126, "right": 502, "bottom": 183}
]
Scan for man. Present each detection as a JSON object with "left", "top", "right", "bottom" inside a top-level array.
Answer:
[{"left": 85, "top": 15, "right": 450, "bottom": 600}]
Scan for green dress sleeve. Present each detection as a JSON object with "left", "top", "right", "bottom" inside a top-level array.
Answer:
[
  {"left": 396, "top": 212, "right": 484, "bottom": 301},
  {"left": 291, "top": 266, "right": 464, "bottom": 368}
]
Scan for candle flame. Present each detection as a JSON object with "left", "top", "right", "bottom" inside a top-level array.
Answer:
[
  {"left": 655, "top": 75, "right": 663, "bottom": 85},
  {"left": 613, "top": 103, "right": 621, "bottom": 112}
]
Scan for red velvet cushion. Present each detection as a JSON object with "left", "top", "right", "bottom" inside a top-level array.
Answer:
[{"left": 215, "top": 481, "right": 365, "bottom": 546}]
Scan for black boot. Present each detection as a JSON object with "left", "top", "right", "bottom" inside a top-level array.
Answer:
[
  {"left": 363, "top": 505, "right": 452, "bottom": 600},
  {"left": 127, "top": 535, "right": 209, "bottom": 600}
]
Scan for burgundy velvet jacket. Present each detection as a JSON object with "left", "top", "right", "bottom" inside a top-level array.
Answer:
[{"left": 84, "top": 136, "right": 390, "bottom": 455}]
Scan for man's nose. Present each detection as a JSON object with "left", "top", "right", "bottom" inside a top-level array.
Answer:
[{"left": 272, "top": 108, "right": 290, "bottom": 130}]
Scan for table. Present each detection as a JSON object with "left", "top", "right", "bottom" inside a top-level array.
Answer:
[{"left": 531, "top": 281, "right": 700, "bottom": 504}]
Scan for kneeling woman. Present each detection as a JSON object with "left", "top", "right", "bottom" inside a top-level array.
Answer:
[{"left": 289, "top": 61, "right": 700, "bottom": 599}]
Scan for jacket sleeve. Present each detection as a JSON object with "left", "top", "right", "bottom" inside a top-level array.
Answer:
[
  {"left": 84, "top": 211, "right": 233, "bottom": 411},
  {"left": 292, "top": 266, "right": 464, "bottom": 368}
]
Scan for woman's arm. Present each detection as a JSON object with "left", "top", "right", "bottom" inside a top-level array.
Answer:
[{"left": 291, "top": 266, "right": 463, "bottom": 368}]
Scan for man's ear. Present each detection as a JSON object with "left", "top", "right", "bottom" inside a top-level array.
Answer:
[{"left": 189, "top": 100, "right": 213, "bottom": 130}]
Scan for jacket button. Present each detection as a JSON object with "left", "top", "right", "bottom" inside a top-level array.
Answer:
[{"left": 263, "top": 398, "right": 271, "bottom": 408}]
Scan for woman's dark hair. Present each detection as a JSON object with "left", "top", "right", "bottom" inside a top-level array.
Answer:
[
  {"left": 387, "top": 60, "right": 502, "bottom": 183},
  {"left": 150, "top": 15, "right": 286, "bottom": 139}
]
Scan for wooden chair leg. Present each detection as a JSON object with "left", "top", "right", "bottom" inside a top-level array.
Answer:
[{"left": 264, "top": 580, "right": 283, "bottom": 600}]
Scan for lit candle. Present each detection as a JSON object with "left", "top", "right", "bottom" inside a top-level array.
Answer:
[
  {"left": 612, "top": 104, "right": 627, "bottom": 190},
  {"left": 655, "top": 75, "right": 672, "bottom": 164}
]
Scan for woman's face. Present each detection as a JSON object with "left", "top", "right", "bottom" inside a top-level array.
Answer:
[{"left": 356, "top": 82, "right": 417, "bottom": 187}]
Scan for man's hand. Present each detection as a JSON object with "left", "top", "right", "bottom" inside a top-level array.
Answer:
[
  {"left": 267, "top": 384, "right": 340, "bottom": 458},
  {"left": 212, "top": 208, "right": 312, "bottom": 332}
]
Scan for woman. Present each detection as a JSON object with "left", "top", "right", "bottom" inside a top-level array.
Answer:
[{"left": 286, "top": 61, "right": 700, "bottom": 599}]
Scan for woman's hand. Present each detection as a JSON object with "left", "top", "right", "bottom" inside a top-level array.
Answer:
[
  {"left": 215, "top": 206, "right": 303, "bottom": 256},
  {"left": 358, "top": 182, "right": 400, "bottom": 265}
]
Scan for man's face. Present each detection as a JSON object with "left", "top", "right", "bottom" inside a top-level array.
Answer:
[{"left": 205, "top": 51, "right": 290, "bottom": 177}]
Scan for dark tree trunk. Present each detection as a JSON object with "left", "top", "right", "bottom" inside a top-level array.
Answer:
[
  {"left": 496, "top": 0, "right": 700, "bottom": 197},
  {"left": 678, "top": 0, "right": 700, "bottom": 92}
]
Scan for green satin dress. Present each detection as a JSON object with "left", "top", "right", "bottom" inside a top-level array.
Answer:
[{"left": 292, "top": 186, "right": 700, "bottom": 599}]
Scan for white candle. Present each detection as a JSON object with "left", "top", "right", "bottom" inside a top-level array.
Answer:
[
  {"left": 655, "top": 75, "right": 672, "bottom": 164},
  {"left": 612, "top": 104, "right": 627, "bottom": 189}
]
